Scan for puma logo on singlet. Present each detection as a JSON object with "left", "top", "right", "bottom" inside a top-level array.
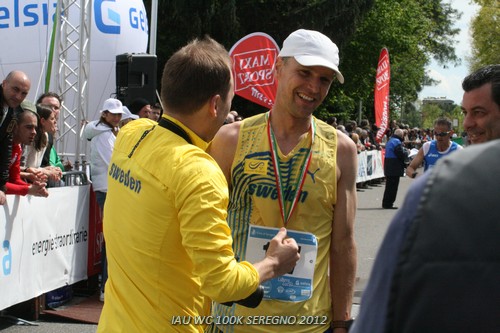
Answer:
[{"left": 307, "top": 168, "right": 320, "bottom": 183}]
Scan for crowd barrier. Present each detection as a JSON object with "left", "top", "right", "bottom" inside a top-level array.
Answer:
[
  {"left": 356, "top": 149, "right": 385, "bottom": 183},
  {"left": 0, "top": 172, "right": 103, "bottom": 311},
  {"left": 1, "top": 150, "right": 383, "bottom": 311}
]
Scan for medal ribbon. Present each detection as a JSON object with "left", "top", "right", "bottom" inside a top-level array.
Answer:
[{"left": 266, "top": 111, "right": 315, "bottom": 226}]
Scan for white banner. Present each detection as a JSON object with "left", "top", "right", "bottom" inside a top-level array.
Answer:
[
  {"left": 0, "top": 0, "right": 149, "bottom": 156},
  {"left": 356, "top": 150, "right": 384, "bottom": 183},
  {"left": 0, "top": 185, "right": 90, "bottom": 310}
]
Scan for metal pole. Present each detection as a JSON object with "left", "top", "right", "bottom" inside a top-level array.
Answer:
[
  {"left": 149, "top": 0, "right": 158, "bottom": 55},
  {"left": 358, "top": 99, "right": 362, "bottom": 123}
]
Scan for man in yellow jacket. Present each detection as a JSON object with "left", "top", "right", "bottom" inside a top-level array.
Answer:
[{"left": 96, "top": 37, "right": 300, "bottom": 333}]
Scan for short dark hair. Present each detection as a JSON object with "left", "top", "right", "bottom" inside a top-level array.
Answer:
[
  {"left": 434, "top": 117, "right": 452, "bottom": 130},
  {"left": 34, "top": 105, "right": 53, "bottom": 150},
  {"left": 462, "top": 65, "right": 500, "bottom": 106},
  {"left": 160, "top": 36, "right": 232, "bottom": 115},
  {"left": 36, "top": 91, "right": 63, "bottom": 105}
]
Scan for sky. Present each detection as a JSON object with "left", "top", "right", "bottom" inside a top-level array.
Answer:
[{"left": 418, "top": 0, "right": 480, "bottom": 105}]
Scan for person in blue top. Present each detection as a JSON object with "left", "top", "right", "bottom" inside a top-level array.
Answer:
[
  {"left": 406, "top": 117, "right": 462, "bottom": 178},
  {"left": 382, "top": 128, "right": 408, "bottom": 209}
]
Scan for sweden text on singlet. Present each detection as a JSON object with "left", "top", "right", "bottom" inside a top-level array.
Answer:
[{"left": 108, "top": 162, "right": 142, "bottom": 193}]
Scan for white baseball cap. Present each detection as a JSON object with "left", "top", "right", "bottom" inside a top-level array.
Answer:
[
  {"left": 279, "top": 29, "right": 344, "bottom": 84},
  {"left": 100, "top": 98, "right": 124, "bottom": 114},
  {"left": 121, "top": 106, "right": 139, "bottom": 120}
]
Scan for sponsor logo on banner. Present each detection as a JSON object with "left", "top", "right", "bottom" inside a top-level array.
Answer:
[
  {"left": 374, "top": 48, "right": 391, "bottom": 142},
  {"left": 2, "top": 240, "right": 12, "bottom": 276},
  {"left": 229, "top": 32, "right": 279, "bottom": 108},
  {"left": 0, "top": 0, "right": 147, "bottom": 34},
  {"left": 0, "top": 1, "right": 56, "bottom": 28},
  {"left": 95, "top": 0, "right": 148, "bottom": 34}
]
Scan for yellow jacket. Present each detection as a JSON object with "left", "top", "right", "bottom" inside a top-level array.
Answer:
[{"left": 97, "top": 116, "right": 259, "bottom": 333}]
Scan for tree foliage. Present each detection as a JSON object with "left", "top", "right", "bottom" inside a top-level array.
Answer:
[
  {"left": 469, "top": 0, "right": 500, "bottom": 71},
  {"left": 142, "top": 0, "right": 374, "bottom": 118},
  {"left": 141, "top": 0, "right": 461, "bottom": 123},
  {"left": 333, "top": 0, "right": 461, "bottom": 124}
]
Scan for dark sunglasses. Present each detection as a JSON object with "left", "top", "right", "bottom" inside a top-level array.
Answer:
[{"left": 435, "top": 131, "right": 450, "bottom": 137}]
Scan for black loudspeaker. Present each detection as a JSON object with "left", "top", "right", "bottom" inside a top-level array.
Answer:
[{"left": 116, "top": 53, "right": 157, "bottom": 106}]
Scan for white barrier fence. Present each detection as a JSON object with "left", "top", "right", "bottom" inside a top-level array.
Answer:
[
  {"left": 0, "top": 186, "right": 90, "bottom": 311},
  {"left": 356, "top": 150, "right": 385, "bottom": 183}
]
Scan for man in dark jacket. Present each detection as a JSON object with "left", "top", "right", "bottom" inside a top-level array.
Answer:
[
  {"left": 382, "top": 128, "right": 408, "bottom": 209},
  {"left": 0, "top": 71, "right": 31, "bottom": 204}
]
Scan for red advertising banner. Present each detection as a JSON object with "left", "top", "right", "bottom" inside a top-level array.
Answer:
[
  {"left": 229, "top": 32, "right": 279, "bottom": 108},
  {"left": 374, "top": 48, "right": 391, "bottom": 142}
]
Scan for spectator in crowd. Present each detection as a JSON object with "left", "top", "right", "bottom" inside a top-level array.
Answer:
[
  {"left": 359, "top": 118, "right": 369, "bottom": 130},
  {"left": 83, "top": 98, "right": 124, "bottom": 302},
  {"left": 345, "top": 120, "right": 357, "bottom": 136},
  {"left": 36, "top": 92, "right": 62, "bottom": 119},
  {"left": 96, "top": 37, "right": 300, "bottom": 333},
  {"left": 5, "top": 103, "right": 48, "bottom": 197},
  {"left": 337, "top": 124, "right": 349, "bottom": 136},
  {"left": 119, "top": 106, "right": 138, "bottom": 128},
  {"left": 128, "top": 97, "right": 151, "bottom": 118},
  {"left": 21, "top": 104, "right": 62, "bottom": 183},
  {"left": 387, "top": 119, "right": 398, "bottom": 137},
  {"left": 406, "top": 117, "right": 462, "bottom": 178},
  {"left": 359, "top": 129, "right": 373, "bottom": 150},
  {"left": 207, "top": 29, "right": 357, "bottom": 333},
  {"left": 351, "top": 132, "right": 365, "bottom": 154},
  {"left": 369, "top": 123, "right": 381, "bottom": 150},
  {"left": 382, "top": 128, "right": 408, "bottom": 209},
  {"left": 36, "top": 92, "right": 71, "bottom": 174},
  {"left": 148, "top": 102, "right": 162, "bottom": 122},
  {"left": 326, "top": 115, "right": 338, "bottom": 128},
  {"left": 0, "top": 71, "right": 31, "bottom": 204},
  {"left": 422, "top": 128, "right": 432, "bottom": 142},
  {"left": 462, "top": 64, "right": 500, "bottom": 144},
  {"left": 224, "top": 110, "right": 240, "bottom": 124},
  {"left": 350, "top": 64, "right": 500, "bottom": 333}
]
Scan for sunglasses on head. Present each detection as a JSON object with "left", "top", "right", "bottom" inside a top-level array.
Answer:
[{"left": 435, "top": 131, "right": 450, "bottom": 137}]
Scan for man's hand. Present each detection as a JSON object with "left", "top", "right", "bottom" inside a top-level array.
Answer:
[
  {"left": 0, "top": 190, "right": 6, "bottom": 205},
  {"left": 254, "top": 227, "right": 300, "bottom": 282},
  {"left": 23, "top": 167, "right": 48, "bottom": 183},
  {"left": 44, "top": 166, "right": 63, "bottom": 182},
  {"left": 28, "top": 181, "right": 49, "bottom": 197}
]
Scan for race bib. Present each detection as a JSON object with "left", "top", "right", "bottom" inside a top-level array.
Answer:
[{"left": 245, "top": 225, "right": 317, "bottom": 302}]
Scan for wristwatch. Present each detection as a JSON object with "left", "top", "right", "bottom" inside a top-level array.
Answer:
[{"left": 332, "top": 319, "right": 354, "bottom": 330}]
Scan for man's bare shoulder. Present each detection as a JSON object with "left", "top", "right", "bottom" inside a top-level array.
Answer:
[
  {"left": 209, "top": 121, "right": 242, "bottom": 152},
  {"left": 336, "top": 129, "right": 357, "bottom": 154}
]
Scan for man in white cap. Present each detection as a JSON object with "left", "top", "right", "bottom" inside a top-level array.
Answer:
[
  {"left": 83, "top": 98, "right": 124, "bottom": 302},
  {"left": 208, "top": 29, "right": 357, "bottom": 333}
]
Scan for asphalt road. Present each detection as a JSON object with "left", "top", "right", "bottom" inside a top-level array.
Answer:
[{"left": 0, "top": 176, "right": 414, "bottom": 332}]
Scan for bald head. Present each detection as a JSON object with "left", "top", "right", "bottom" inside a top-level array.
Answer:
[
  {"left": 2, "top": 70, "right": 31, "bottom": 108},
  {"left": 394, "top": 128, "right": 404, "bottom": 138}
]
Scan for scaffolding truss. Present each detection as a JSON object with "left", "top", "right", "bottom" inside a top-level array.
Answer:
[{"left": 55, "top": 0, "right": 91, "bottom": 169}]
